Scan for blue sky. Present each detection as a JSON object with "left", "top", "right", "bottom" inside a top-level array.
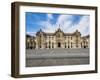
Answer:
[{"left": 26, "top": 12, "right": 90, "bottom": 36}]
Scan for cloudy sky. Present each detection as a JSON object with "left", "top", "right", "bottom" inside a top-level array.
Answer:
[{"left": 26, "top": 12, "right": 90, "bottom": 36}]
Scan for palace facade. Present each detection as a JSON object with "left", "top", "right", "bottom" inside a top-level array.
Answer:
[{"left": 26, "top": 28, "right": 89, "bottom": 49}]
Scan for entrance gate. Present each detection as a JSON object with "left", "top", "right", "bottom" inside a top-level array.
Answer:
[{"left": 58, "top": 42, "right": 61, "bottom": 47}]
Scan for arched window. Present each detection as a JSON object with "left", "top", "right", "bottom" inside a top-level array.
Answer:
[
  {"left": 81, "top": 42, "right": 82, "bottom": 48},
  {"left": 86, "top": 41, "right": 88, "bottom": 47},
  {"left": 52, "top": 42, "right": 54, "bottom": 48},
  {"left": 57, "top": 33, "right": 60, "bottom": 38},
  {"left": 39, "top": 44, "right": 41, "bottom": 48},
  {"left": 45, "top": 43, "right": 47, "bottom": 48},
  {"left": 65, "top": 42, "right": 66, "bottom": 48},
  {"left": 83, "top": 39, "right": 87, "bottom": 48},
  {"left": 71, "top": 36, "right": 72, "bottom": 40},
  {"left": 71, "top": 42, "right": 72, "bottom": 48},
  {"left": 49, "top": 41, "right": 51, "bottom": 49}
]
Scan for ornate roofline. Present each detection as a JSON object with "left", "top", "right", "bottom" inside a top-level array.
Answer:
[
  {"left": 30, "top": 28, "right": 84, "bottom": 37},
  {"left": 82, "top": 35, "right": 90, "bottom": 38}
]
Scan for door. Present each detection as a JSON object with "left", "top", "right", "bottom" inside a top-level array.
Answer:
[{"left": 58, "top": 42, "right": 61, "bottom": 47}]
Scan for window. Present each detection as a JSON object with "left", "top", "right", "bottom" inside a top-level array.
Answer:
[
  {"left": 52, "top": 43, "right": 54, "bottom": 48},
  {"left": 39, "top": 45, "right": 41, "bottom": 48},
  {"left": 46, "top": 43, "right": 47, "bottom": 48},
  {"left": 52, "top": 37, "right": 53, "bottom": 40},
  {"left": 71, "top": 36, "right": 72, "bottom": 40},
  {"left": 57, "top": 33, "right": 60, "bottom": 38},
  {"left": 65, "top": 42, "right": 66, "bottom": 48},
  {"left": 71, "top": 42, "right": 72, "bottom": 48},
  {"left": 49, "top": 41, "right": 51, "bottom": 49}
]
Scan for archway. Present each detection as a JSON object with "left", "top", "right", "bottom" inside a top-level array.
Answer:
[
  {"left": 84, "top": 46, "right": 86, "bottom": 48},
  {"left": 58, "top": 42, "right": 61, "bottom": 47}
]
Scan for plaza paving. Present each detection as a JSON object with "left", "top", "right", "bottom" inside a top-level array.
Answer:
[{"left": 26, "top": 48, "right": 89, "bottom": 67}]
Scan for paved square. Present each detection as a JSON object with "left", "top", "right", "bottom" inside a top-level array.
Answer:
[{"left": 26, "top": 48, "right": 89, "bottom": 67}]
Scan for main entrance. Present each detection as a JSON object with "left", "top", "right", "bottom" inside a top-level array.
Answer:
[{"left": 58, "top": 42, "right": 61, "bottom": 47}]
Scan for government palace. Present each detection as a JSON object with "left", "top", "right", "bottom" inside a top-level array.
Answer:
[{"left": 26, "top": 28, "right": 89, "bottom": 49}]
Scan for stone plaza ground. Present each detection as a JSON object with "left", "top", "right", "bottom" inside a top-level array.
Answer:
[{"left": 26, "top": 48, "right": 89, "bottom": 67}]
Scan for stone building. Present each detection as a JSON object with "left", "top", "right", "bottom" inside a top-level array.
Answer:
[{"left": 26, "top": 28, "right": 89, "bottom": 49}]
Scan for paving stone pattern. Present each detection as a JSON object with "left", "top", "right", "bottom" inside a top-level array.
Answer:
[{"left": 26, "top": 48, "right": 89, "bottom": 67}]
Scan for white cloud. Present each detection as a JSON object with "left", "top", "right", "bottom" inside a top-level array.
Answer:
[
  {"left": 47, "top": 14, "right": 53, "bottom": 20},
  {"left": 39, "top": 20, "right": 54, "bottom": 33},
  {"left": 26, "top": 31, "right": 36, "bottom": 36},
  {"left": 56, "top": 15, "right": 72, "bottom": 25},
  {"left": 39, "top": 14, "right": 56, "bottom": 33},
  {"left": 38, "top": 14, "right": 89, "bottom": 36},
  {"left": 66, "top": 16, "right": 89, "bottom": 36},
  {"left": 39, "top": 14, "right": 73, "bottom": 33}
]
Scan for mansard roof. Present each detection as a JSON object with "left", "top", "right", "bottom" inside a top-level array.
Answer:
[
  {"left": 26, "top": 34, "right": 31, "bottom": 38},
  {"left": 35, "top": 28, "right": 82, "bottom": 36},
  {"left": 26, "top": 34, "right": 35, "bottom": 39},
  {"left": 55, "top": 28, "right": 64, "bottom": 34},
  {"left": 64, "top": 33, "right": 75, "bottom": 36},
  {"left": 36, "top": 29, "right": 46, "bottom": 35},
  {"left": 82, "top": 35, "right": 90, "bottom": 38},
  {"left": 45, "top": 28, "right": 65, "bottom": 36},
  {"left": 45, "top": 33, "right": 54, "bottom": 36},
  {"left": 64, "top": 29, "right": 81, "bottom": 36}
]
